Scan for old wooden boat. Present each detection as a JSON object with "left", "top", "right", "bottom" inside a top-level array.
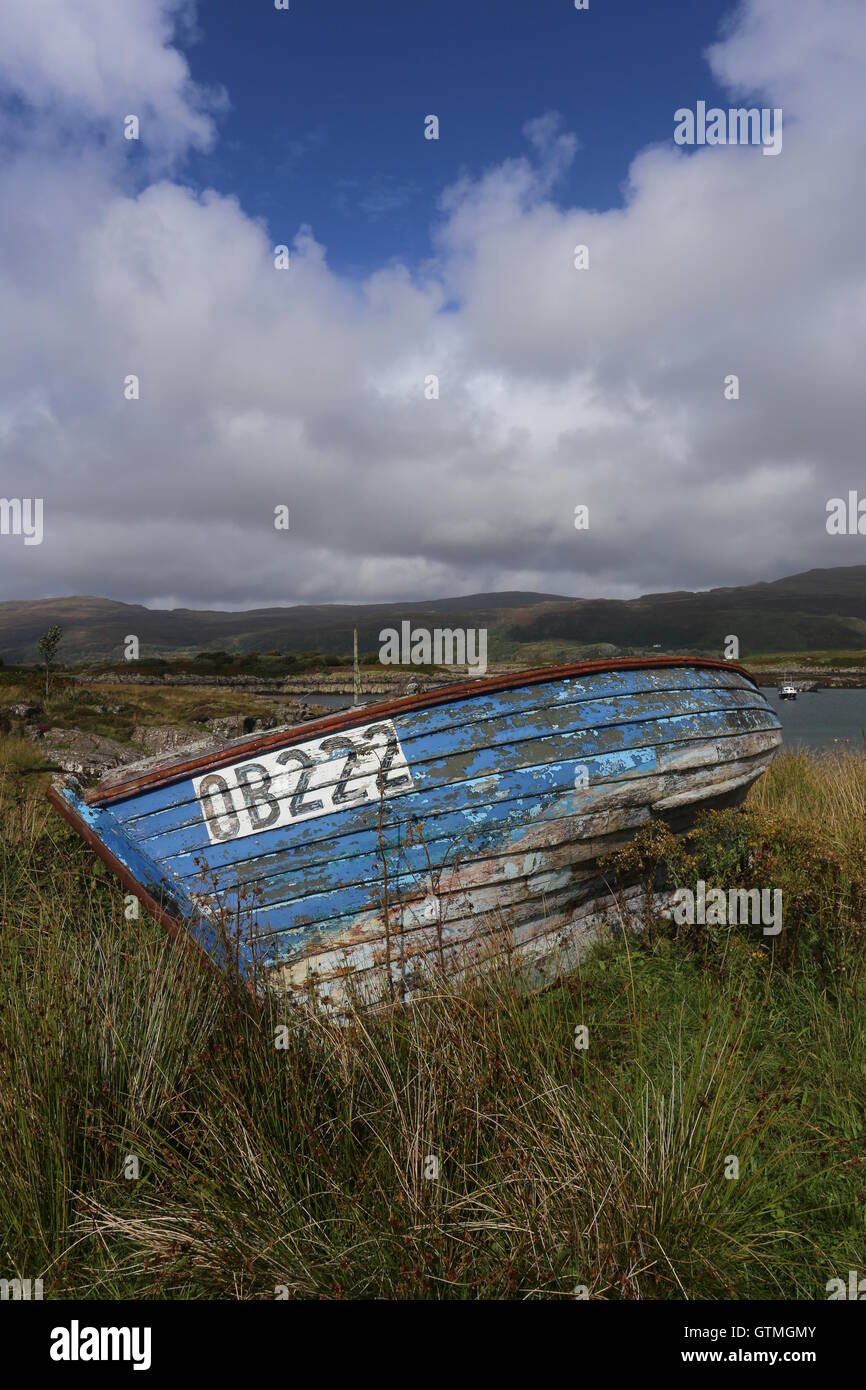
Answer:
[{"left": 47, "top": 657, "right": 782, "bottom": 1011}]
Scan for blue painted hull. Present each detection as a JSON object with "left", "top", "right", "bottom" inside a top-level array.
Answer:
[{"left": 48, "top": 660, "right": 782, "bottom": 1008}]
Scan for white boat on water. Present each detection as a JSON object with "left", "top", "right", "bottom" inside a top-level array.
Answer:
[{"left": 778, "top": 677, "right": 798, "bottom": 700}]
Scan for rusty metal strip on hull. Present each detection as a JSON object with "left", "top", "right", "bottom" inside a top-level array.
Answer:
[{"left": 87, "top": 656, "right": 759, "bottom": 805}]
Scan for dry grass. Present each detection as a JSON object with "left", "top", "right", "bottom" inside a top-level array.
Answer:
[{"left": 747, "top": 745, "right": 866, "bottom": 855}]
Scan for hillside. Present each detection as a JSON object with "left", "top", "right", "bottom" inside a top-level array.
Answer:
[{"left": 1, "top": 567, "right": 865, "bottom": 664}]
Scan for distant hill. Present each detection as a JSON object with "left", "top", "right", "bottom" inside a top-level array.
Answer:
[
  {"left": 1, "top": 568, "right": 865, "bottom": 665},
  {"left": 0, "top": 592, "right": 566, "bottom": 664},
  {"left": 500, "top": 567, "right": 866, "bottom": 657}
]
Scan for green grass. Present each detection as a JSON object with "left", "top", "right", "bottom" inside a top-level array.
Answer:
[
  {"left": 745, "top": 648, "right": 866, "bottom": 670},
  {"left": 1, "top": 751, "right": 865, "bottom": 1299},
  {"left": 0, "top": 667, "right": 291, "bottom": 747},
  {"left": 0, "top": 734, "right": 54, "bottom": 776}
]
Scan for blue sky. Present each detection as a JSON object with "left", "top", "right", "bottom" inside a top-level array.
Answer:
[
  {"left": 183, "top": 0, "right": 736, "bottom": 277},
  {"left": 0, "top": 0, "right": 863, "bottom": 609}
]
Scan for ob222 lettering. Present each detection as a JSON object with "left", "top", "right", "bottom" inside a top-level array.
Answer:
[{"left": 192, "top": 720, "right": 413, "bottom": 845}]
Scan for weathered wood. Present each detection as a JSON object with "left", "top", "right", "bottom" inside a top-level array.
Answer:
[
  {"left": 90, "top": 656, "right": 759, "bottom": 801},
  {"left": 47, "top": 657, "right": 783, "bottom": 1008},
  {"left": 235, "top": 749, "right": 775, "bottom": 939},
  {"left": 180, "top": 730, "right": 778, "bottom": 898},
  {"left": 251, "top": 752, "right": 772, "bottom": 978},
  {"left": 271, "top": 883, "right": 674, "bottom": 1012},
  {"left": 128, "top": 700, "right": 776, "bottom": 851}
]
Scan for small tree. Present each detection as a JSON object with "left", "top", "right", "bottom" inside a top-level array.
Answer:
[{"left": 37, "top": 625, "right": 62, "bottom": 699}]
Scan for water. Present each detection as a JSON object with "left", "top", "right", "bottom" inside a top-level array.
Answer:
[
  {"left": 307, "top": 692, "right": 377, "bottom": 710},
  {"left": 255, "top": 690, "right": 379, "bottom": 710},
  {"left": 760, "top": 687, "right": 866, "bottom": 750}
]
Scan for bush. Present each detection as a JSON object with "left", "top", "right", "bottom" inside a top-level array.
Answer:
[{"left": 601, "top": 801, "right": 866, "bottom": 983}]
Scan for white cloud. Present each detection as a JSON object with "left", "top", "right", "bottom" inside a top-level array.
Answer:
[
  {"left": 706, "top": 0, "right": 866, "bottom": 137},
  {"left": 0, "top": 0, "right": 220, "bottom": 162},
  {"left": 0, "top": 0, "right": 864, "bottom": 610}
]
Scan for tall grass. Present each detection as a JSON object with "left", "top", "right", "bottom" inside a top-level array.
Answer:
[
  {"left": 748, "top": 745, "right": 866, "bottom": 854},
  {"left": 1, "top": 750, "right": 865, "bottom": 1299}
]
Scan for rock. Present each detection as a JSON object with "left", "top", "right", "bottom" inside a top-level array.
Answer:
[
  {"left": 206, "top": 715, "right": 247, "bottom": 741},
  {"left": 10, "top": 702, "right": 43, "bottom": 719},
  {"left": 293, "top": 702, "right": 327, "bottom": 722},
  {"left": 249, "top": 714, "right": 281, "bottom": 733},
  {"left": 30, "top": 728, "right": 138, "bottom": 781},
  {"left": 131, "top": 725, "right": 203, "bottom": 758},
  {"left": 74, "top": 672, "right": 287, "bottom": 691},
  {"left": 206, "top": 707, "right": 326, "bottom": 741}
]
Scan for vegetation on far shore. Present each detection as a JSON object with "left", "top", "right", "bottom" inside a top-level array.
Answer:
[
  {"left": 744, "top": 648, "right": 866, "bottom": 671},
  {"left": 2, "top": 731, "right": 866, "bottom": 1299}
]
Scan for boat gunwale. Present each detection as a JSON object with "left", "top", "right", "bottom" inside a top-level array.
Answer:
[{"left": 82, "top": 656, "right": 760, "bottom": 806}]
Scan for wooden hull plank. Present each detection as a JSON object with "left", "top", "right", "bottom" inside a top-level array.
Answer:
[
  {"left": 127, "top": 696, "right": 777, "bottom": 851},
  {"left": 47, "top": 659, "right": 782, "bottom": 1005}
]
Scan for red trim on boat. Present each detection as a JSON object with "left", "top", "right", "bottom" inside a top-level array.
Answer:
[{"left": 84, "top": 655, "right": 759, "bottom": 806}]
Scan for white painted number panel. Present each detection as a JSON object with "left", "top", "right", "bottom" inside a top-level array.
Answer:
[{"left": 192, "top": 719, "right": 413, "bottom": 845}]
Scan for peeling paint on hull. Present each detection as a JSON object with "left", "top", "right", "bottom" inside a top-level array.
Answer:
[{"left": 47, "top": 657, "right": 782, "bottom": 1011}]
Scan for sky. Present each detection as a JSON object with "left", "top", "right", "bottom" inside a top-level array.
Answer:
[{"left": 0, "top": 0, "right": 864, "bottom": 610}]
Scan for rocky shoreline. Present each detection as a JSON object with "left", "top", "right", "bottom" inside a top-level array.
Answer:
[
  {"left": 7, "top": 700, "right": 330, "bottom": 782},
  {"left": 751, "top": 668, "right": 866, "bottom": 689},
  {"left": 5, "top": 669, "right": 471, "bottom": 784},
  {"left": 72, "top": 669, "right": 452, "bottom": 697},
  {"left": 10, "top": 660, "right": 866, "bottom": 785}
]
